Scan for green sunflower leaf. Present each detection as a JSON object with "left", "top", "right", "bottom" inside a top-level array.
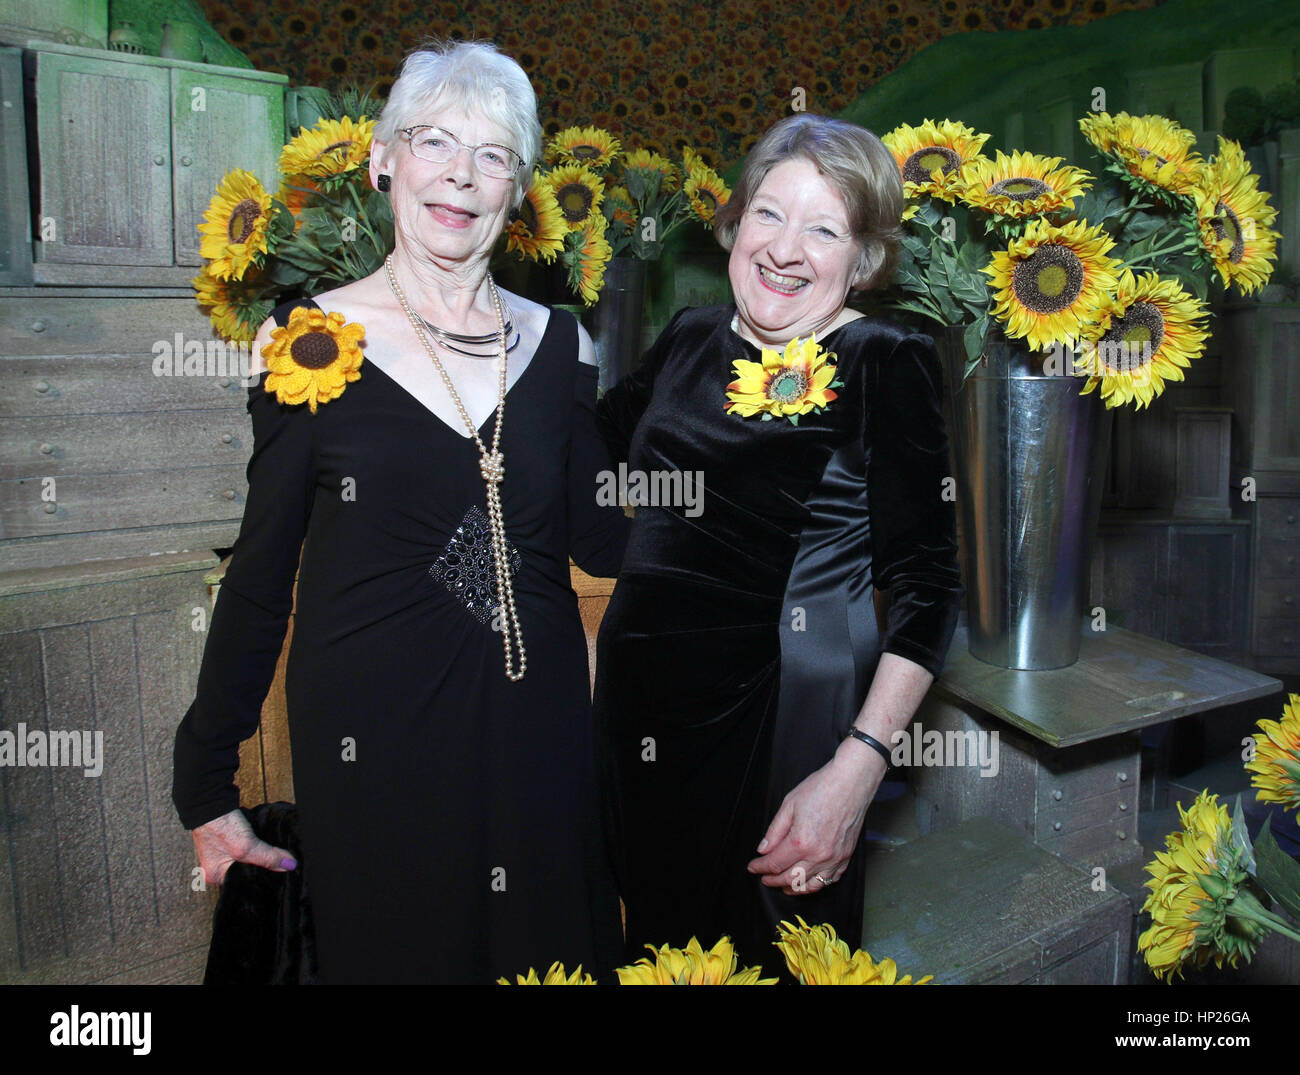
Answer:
[
  {"left": 963, "top": 315, "right": 991, "bottom": 369},
  {"left": 265, "top": 259, "right": 310, "bottom": 287},
  {"left": 787, "top": 413, "right": 799, "bottom": 426},
  {"left": 1254, "top": 816, "right": 1300, "bottom": 922}
]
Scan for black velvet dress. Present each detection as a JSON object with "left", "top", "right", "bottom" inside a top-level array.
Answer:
[
  {"left": 172, "top": 297, "right": 628, "bottom": 984},
  {"left": 593, "top": 304, "right": 962, "bottom": 967}
]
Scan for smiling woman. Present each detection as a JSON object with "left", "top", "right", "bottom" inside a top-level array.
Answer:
[
  {"left": 172, "top": 39, "right": 630, "bottom": 984},
  {"left": 593, "top": 114, "right": 963, "bottom": 969}
]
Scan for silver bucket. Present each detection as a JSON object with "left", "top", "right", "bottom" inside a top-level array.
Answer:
[
  {"left": 938, "top": 328, "right": 1113, "bottom": 670},
  {"left": 588, "top": 256, "right": 648, "bottom": 393}
]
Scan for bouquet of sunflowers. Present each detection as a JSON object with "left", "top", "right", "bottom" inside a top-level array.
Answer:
[
  {"left": 194, "top": 107, "right": 733, "bottom": 338},
  {"left": 504, "top": 125, "right": 731, "bottom": 304},
  {"left": 193, "top": 90, "right": 393, "bottom": 343},
  {"left": 880, "top": 112, "right": 1281, "bottom": 409}
]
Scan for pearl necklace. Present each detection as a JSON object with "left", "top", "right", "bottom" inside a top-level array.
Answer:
[{"left": 384, "top": 254, "right": 526, "bottom": 682}]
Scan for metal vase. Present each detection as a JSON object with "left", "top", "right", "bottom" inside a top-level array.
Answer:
[
  {"left": 939, "top": 327, "right": 1113, "bottom": 670},
  {"left": 587, "top": 256, "right": 648, "bottom": 392}
]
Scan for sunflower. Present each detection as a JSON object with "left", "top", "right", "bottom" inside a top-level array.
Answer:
[
  {"left": 882, "top": 119, "right": 990, "bottom": 200},
  {"left": 1079, "top": 111, "right": 1204, "bottom": 202},
  {"left": 725, "top": 335, "right": 842, "bottom": 424},
  {"left": 565, "top": 213, "right": 612, "bottom": 305},
  {"left": 1138, "top": 790, "right": 1270, "bottom": 982},
  {"left": 262, "top": 305, "right": 365, "bottom": 413},
  {"left": 497, "top": 962, "right": 596, "bottom": 985},
  {"left": 1247, "top": 693, "right": 1300, "bottom": 814},
  {"left": 1193, "top": 137, "right": 1279, "bottom": 295},
  {"left": 615, "top": 936, "right": 777, "bottom": 985},
  {"left": 505, "top": 171, "right": 566, "bottom": 262},
  {"left": 775, "top": 917, "right": 933, "bottom": 985},
  {"left": 603, "top": 184, "right": 637, "bottom": 228},
  {"left": 983, "top": 217, "right": 1121, "bottom": 351},
  {"left": 622, "top": 148, "right": 681, "bottom": 193},
  {"left": 547, "top": 125, "right": 620, "bottom": 169},
  {"left": 1075, "top": 269, "right": 1208, "bottom": 409},
  {"left": 279, "top": 115, "right": 375, "bottom": 180},
  {"left": 684, "top": 161, "right": 730, "bottom": 226},
  {"left": 192, "top": 264, "right": 272, "bottom": 343},
  {"left": 198, "top": 169, "right": 276, "bottom": 281},
  {"left": 546, "top": 163, "right": 605, "bottom": 230},
  {"left": 957, "top": 150, "right": 1092, "bottom": 219}
]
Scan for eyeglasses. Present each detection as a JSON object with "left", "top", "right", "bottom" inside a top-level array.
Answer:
[{"left": 400, "top": 125, "right": 523, "bottom": 179}]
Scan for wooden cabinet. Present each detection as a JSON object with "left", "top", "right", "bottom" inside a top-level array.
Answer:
[
  {"left": 1090, "top": 515, "right": 1251, "bottom": 662},
  {"left": 1250, "top": 496, "right": 1300, "bottom": 663},
  {"left": 1224, "top": 304, "right": 1300, "bottom": 493},
  {"left": 31, "top": 50, "right": 173, "bottom": 268},
  {"left": 6, "top": 37, "right": 285, "bottom": 286},
  {"left": 1223, "top": 304, "right": 1300, "bottom": 672}
]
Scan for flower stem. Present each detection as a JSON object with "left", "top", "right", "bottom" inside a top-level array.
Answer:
[
  {"left": 1227, "top": 890, "right": 1300, "bottom": 944},
  {"left": 1123, "top": 236, "right": 1198, "bottom": 269}
]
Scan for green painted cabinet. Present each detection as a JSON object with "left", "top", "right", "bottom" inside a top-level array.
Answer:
[{"left": 14, "top": 39, "right": 284, "bottom": 284}]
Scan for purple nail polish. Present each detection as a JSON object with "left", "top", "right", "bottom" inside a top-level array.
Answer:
[{"left": 280, "top": 856, "right": 298, "bottom": 870}]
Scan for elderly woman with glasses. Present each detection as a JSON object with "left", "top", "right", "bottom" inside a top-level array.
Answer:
[
  {"left": 172, "top": 40, "right": 628, "bottom": 983},
  {"left": 593, "top": 114, "right": 963, "bottom": 969}
]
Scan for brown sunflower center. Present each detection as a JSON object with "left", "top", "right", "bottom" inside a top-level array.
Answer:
[
  {"left": 570, "top": 144, "right": 602, "bottom": 160},
  {"left": 766, "top": 366, "right": 810, "bottom": 404},
  {"left": 226, "top": 199, "right": 263, "bottom": 244},
  {"left": 903, "top": 146, "right": 960, "bottom": 184},
  {"left": 1011, "top": 244, "right": 1085, "bottom": 314},
  {"left": 695, "top": 187, "right": 719, "bottom": 213},
  {"left": 1212, "top": 201, "right": 1246, "bottom": 263},
  {"left": 556, "top": 182, "right": 594, "bottom": 224},
  {"left": 1098, "top": 300, "right": 1163, "bottom": 370},
  {"left": 290, "top": 330, "right": 340, "bottom": 370},
  {"left": 318, "top": 139, "right": 355, "bottom": 159},
  {"left": 989, "top": 177, "right": 1051, "bottom": 202}
]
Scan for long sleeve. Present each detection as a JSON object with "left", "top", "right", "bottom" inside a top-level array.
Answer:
[
  {"left": 172, "top": 312, "right": 316, "bottom": 831},
  {"left": 568, "top": 354, "right": 631, "bottom": 578},
  {"left": 866, "top": 330, "right": 963, "bottom": 678},
  {"left": 594, "top": 306, "right": 690, "bottom": 467}
]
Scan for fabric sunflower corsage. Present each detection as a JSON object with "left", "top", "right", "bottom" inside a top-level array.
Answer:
[
  {"left": 724, "top": 335, "right": 842, "bottom": 425},
  {"left": 262, "top": 306, "right": 365, "bottom": 413}
]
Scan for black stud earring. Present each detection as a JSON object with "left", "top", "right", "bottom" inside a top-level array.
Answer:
[{"left": 377, "top": 174, "right": 391, "bottom": 192}]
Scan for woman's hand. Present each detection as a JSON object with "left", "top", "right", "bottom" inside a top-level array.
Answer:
[
  {"left": 192, "top": 808, "right": 297, "bottom": 887},
  {"left": 747, "top": 653, "right": 935, "bottom": 895},
  {"left": 746, "top": 746, "right": 888, "bottom": 895}
]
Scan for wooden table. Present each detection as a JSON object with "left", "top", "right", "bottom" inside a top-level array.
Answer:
[{"left": 902, "top": 620, "right": 1282, "bottom": 870}]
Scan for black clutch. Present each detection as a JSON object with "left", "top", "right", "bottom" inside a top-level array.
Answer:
[{"left": 203, "top": 801, "right": 320, "bottom": 984}]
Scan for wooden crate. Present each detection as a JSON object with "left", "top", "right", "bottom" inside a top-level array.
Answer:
[
  {"left": 0, "top": 553, "right": 219, "bottom": 983},
  {"left": 861, "top": 816, "right": 1133, "bottom": 983}
]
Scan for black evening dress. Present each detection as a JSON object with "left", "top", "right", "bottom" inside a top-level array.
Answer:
[
  {"left": 593, "top": 304, "right": 962, "bottom": 967},
  {"left": 173, "top": 297, "right": 629, "bottom": 984}
]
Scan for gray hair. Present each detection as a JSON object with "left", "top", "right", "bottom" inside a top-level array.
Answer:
[
  {"left": 374, "top": 39, "right": 542, "bottom": 208},
  {"left": 714, "top": 114, "right": 904, "bottom": 291}
]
